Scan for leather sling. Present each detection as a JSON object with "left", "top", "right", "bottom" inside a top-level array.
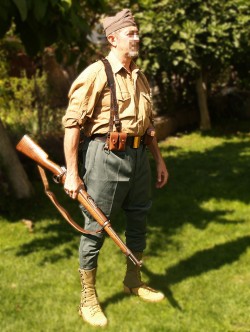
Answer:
[{"left": 37, "top": 165, "right": 103, "bottom": 235}]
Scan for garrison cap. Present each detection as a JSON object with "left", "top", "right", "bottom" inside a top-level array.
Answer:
[{"left": 102, "top": 9, "right": 137, "bottom": 37}]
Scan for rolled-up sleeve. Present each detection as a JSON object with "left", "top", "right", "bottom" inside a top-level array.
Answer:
[{"left": 62, "top": 62, "right": 103, "bottom": 128}]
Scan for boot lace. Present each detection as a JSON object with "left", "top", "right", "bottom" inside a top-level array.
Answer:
[{"left": 89, "top": 304, "right": 103, "bottom": 317}]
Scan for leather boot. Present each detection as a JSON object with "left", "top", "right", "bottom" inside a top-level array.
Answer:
[
  {"left": 78, "top": 268, "right": 107, "bottom": 327},
  {"left": 123, "top": 252, "right": 165, "bottom": 302}
]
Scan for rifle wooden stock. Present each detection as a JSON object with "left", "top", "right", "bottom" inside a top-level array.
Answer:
[{"left": 16, "top": 135, "right": 142, "bottom": 267}]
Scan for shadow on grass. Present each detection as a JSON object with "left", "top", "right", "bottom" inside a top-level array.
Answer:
[
  {"left": 99, "top": 236, "right": 250, "bottom": 312},
  {"left": 143, "top": 235, "right": 250, "bottom": 286},
  {"left": 139, "top": 235, "right": 250, "bottom": 309},
  {"left": 5, "top": 129, "right": 250, "bottom": 290},
  {"left": 164, "top": 235, "right": 250, "bottom": 284},
  {"left": 11, "top": 181, "right": 83, "bottom": 264},
  {"left": 15, "top": 227, "right": 78, "bottom": 266},
  {"left": 147, "top": 136, "right": 250, "bottom": 253},
  {"left": 142, "top": 130, "right": 250, "bottom": 308},
  {"left": 101, "top": 288, "right": 183, "bottom": 312}
]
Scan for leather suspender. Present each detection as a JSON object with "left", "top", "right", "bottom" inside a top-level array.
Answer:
[{"left": 101, "top": 58, "right": 121, "bottom": 132}]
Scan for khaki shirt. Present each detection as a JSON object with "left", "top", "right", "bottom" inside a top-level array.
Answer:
[{"left": 62, "top": 51, "right": 153, "bottom": 137}]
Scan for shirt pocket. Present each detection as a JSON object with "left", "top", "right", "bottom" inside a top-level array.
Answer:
[
  {"left": 117, "top": 92, "right": 132, "bottom": 115},
  {"left": 117, "top": 91, "right": 131, "bottom": 102}
]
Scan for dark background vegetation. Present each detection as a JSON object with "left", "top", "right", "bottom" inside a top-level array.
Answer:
[{"left": 0, "top": 0, "right": 249, "bottom": 206}]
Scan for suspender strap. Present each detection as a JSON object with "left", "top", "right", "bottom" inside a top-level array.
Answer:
[{"left": 101, "top": 58, "right": 121, "bottom": 132}]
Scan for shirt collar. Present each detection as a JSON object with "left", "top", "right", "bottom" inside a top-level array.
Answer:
[{"left": 106, "top": 50, "right": 139, "bottom": 75}]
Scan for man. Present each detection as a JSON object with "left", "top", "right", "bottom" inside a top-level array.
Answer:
[{"left": 62, "top": 9, "right": 168, "bottom": 327}]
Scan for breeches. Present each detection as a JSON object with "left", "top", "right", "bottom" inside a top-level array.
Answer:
[{"left": 79, "top": 139, "right": 152, "bottom": 269}]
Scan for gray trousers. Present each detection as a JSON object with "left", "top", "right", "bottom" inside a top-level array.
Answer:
[{"left": 79, "top": 139, "right": 152, "bottom": 269}]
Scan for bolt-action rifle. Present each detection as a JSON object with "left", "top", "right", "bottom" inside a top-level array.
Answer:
[{"left": 16, "top": 135, "right": 142, "bottom": 267}]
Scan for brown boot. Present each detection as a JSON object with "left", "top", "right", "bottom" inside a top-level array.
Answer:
[
  {"left": 123, "top": 252, "right": 164, "bottom": 302},
  {"left": 78, "top": 268, "right": 108, "bottom": 327}
]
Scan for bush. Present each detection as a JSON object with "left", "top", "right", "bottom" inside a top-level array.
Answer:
[{"left": 0, "top": 45, "right": 64, "bottom": 136}]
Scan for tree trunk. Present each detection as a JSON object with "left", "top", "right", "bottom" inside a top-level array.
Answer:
[
  {"left": 195, "top": 70, "right": 211, "bottom": 130},
  {"left": 0, "top": 120, "right": 33, "bottom": 198}
]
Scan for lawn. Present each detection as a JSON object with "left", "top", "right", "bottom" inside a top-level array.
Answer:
[{"left": 1, "top": 122, "right": 250, "bottom": 332}]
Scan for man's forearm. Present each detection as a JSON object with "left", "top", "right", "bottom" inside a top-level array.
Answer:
[
  {"left": 64, "top": 126, "right": 80, "bottom": 176},
  {"left": 148, "top": 136, "right": 164, "bottom": 163},
  {"left": 148, "top": 136, "right": 169, "bottom": 188}
]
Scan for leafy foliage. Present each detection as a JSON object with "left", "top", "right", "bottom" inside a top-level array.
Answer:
[
  {"left": 130, "top": 0, "right": 250, "bottom": 127},
  {"left": 136, "top": 0, "right": 250, "bottom": 77},
  {"left": 0, "top": 71, "right": 48, "bottom": 134},
  {"left": 0, "top": 42, "right": 65, "bottom": 135},
  {"left": 0, "top": 0, "right": 249, "bottom": 131},
  {"left": 0, "top": 0, "right": 107, "bottom": 57}
]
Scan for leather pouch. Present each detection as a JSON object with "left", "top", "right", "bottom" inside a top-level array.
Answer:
[
  {"left": 118, "top": 132, "right": 127, "bottom": 151},
  {"left": 109, "top": 132, "right": 119, "bottom": 150},
  {"left": 108, "top": 132, "right": 127, "bottom": 151}
]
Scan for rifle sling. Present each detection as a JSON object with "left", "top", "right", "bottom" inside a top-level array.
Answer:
[{"left": 37, "top": 165, "right": 103, "bottom": 235}]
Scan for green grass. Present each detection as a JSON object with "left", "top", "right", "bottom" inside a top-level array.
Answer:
[{"left": 1, "top": 122, "right": 250, "bottom": 332}]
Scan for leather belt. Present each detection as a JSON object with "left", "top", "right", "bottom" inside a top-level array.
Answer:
[{"left": 91, "top": 134, "right": 145, "bottom": 149}]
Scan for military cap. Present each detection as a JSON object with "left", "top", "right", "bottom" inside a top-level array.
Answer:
[{"left": 102, "top": 9, "right": 137, "bottom": 37}]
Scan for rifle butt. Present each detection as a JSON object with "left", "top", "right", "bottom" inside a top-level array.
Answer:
[
  {"left": 16, "top": 135, "right": 63, "bottom": 176},
  {"left": 16, "top": 135, "right": 48, "bottom": 160}
]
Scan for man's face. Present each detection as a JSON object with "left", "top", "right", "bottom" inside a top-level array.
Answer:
[{"left": 115, "top": 26, "right": 140, "bottom": 58}]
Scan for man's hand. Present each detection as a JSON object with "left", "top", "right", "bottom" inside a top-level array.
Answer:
[
  {"left": 155, "top": 159, "right": 169, "bottom": 189},
  {"left": 64, "top": 173, "right": 84, "bottom": 199}
]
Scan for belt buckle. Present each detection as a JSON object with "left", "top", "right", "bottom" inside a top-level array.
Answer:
[{"left": 133, "top": 136, "right": 140, "bottom": 148}]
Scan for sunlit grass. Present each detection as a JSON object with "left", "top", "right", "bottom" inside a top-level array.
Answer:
[{"left": 1, "top": 122, "right": 250, "bottom": 331}]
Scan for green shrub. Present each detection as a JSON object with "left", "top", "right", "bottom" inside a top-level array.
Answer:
[{"left": 0, "top": 46, "right": 64, "bottom": 136}]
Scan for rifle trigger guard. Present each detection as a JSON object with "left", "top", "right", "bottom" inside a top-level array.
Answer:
[{"left": 53, "top": 166, "right": 66, "bottom": 184}]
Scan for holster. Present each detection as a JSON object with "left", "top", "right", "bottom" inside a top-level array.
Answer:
[
  {"left": 143, "top": 133, "right": 154, "bottom": 146},
  {"left": 143, "top": 128, "right": 155, "bottom": 146}
]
